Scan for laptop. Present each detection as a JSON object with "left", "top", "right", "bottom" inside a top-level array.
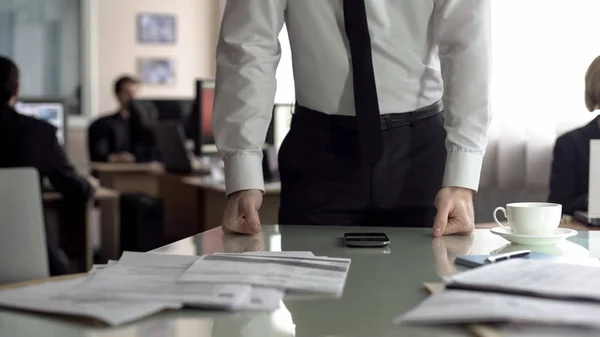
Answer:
[
  {"left": 153, "top": 122, "right": 210, "bottom": 174},
  {"left": 0, "top": 168, "right": 49, "bottom": 284},
  {"left": 574, "top": 210, "right": 600, "bottom": 227},
  {"left": 582, "top": 140, "right": 600, "bottom": 226}
]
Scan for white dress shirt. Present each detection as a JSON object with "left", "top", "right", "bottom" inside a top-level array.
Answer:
[{"left": 213, "top": 0, "right": 491, "bottom": 196}]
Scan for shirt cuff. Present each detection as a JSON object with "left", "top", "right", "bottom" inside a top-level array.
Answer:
[
  {"left": 223, "top": 152, "right": 265, "bottom": 196},
  {"left": 443, "top": 150, "right": 484, "bottom": 192}
]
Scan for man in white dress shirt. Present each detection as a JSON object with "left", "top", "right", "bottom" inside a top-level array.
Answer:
[{"left": 213, "top": 0, "right": 491, "bottom": 237}]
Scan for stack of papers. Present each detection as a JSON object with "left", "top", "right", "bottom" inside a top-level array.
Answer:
[
  {"left": 0, "top": 277, "right": 182, "bottom": 326},
  {"left": 0, "top": 251, "right": 351, "bottom": 326},
  {"left": 178, "top": 253, "right": 351, "bottom": 294},
  {"left": 395, "top": 259, "right": 600, "bottom": 331},
  {"left": 57, "top": 253, "right": 256, "bottom": 309}
]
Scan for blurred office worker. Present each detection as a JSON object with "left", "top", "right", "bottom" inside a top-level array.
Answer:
[
  {"left": 214, "top": 1, "right": 492, "bottom": 236},
  {"left": 0, "top": 55, "right": 95, "bottom": 274},
  {"left": 549, "top": 56, "right": 600, "bottom": 215},
  {"left": 88, "top": 76, "right": 157, "bottom": 164}
]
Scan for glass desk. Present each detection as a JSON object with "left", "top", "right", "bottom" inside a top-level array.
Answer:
[{"left": 1, "top": 226, "right": 597, "bottom": 337}]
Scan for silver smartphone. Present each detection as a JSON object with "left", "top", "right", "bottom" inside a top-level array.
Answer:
[{"left": 344, "top": 232, "right": 390, "bottom": 248}]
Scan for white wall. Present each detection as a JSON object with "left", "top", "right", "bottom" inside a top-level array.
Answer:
[{"left": 92, "top": 0, "right": 221, "bottom": 115}]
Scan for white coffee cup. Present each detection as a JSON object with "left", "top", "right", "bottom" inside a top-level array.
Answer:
[{"left": 493, "top": 202, "right": 562, "bottom": 236}]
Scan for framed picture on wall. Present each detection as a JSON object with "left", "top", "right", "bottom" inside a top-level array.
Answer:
[
  {"left": 138, "top": 58, "right": 176, "bottom": 85},
  {"left": 137, "top": 13, "right": 177, "bottom": 44}
]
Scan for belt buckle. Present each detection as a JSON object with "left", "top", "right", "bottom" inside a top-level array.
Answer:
[
  {"left": 408, "top": 111, "right": 416, "bottom": 127},
  {"left": 381, "top": 114, "right": 392, "bottom": 130}
]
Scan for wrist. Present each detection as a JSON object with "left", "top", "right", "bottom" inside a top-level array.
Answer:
[
  {"left": 228, "top": 189, "right": 262, "bottom": 200},
  {"left": 445, "top": 186, "right": 474, "bottom": 199}
]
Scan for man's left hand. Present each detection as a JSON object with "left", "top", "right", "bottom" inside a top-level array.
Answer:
[{"left": 433, "top": 187, "right": 475, "bottom": 237}]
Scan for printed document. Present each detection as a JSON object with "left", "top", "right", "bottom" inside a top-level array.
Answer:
[
  {"left": 178, "top": 254, "right": 351, "bottom": 294},
  {"left": 219, "top": 251, "right": 316, "bottom": 258},
  {"left": 446, "top": 259, "right": 600, "bottom": 302},
  {"left": 59, "top": 252, "right": 252, "bottom": 309},
  {"left": 237, "top": 287, "right": 285, "bottom": 311},
  {"left": 0, "top": 278, "right": 181, "bottom": 326},
  {"left": 396, "top": 289, "right": 600, "bottom": 329},
  {"left": 118, "top": 251, "right": 198, "bottom": 268},
  {"left": 62, "top": 252, "right": 289, "bottom": 311}
]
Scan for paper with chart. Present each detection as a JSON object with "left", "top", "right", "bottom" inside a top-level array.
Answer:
[
  {"left": 395, "top": 289, "right": 600, "bottom": 329},
  {"left": 0, "top": 278, "right": 181, "bottom": 326},
  {"left": 589, "top": 140, "right": 600, "bottom": 217},
  {"left": 445, "top": 259, "right": 600, "bottom": 302},
  {"left": 58, "top": 252, "right": 253, "bottom": 309},
  {"left": 178, "top": 254, "right": 351, "bottom": 294}
]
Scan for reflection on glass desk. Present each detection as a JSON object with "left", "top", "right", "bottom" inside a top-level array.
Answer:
[{"left": 2, "top": 226, "right": 599, "bottom": 337}]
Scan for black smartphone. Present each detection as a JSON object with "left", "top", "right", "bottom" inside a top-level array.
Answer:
[{"left": 344, "top": 232, "right": 390, "bottom": 247}]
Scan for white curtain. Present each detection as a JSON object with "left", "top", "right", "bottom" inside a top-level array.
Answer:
[
  {"left": 274, "top": 25, "right": 295, "bottom": 150},
  {"left": 486, "top": 0, "right": 600, "bottom": 190},
  {"left": 0, "top": 0, "right": 80, "bottom": 98},
  {"left": 275, "top": 25, "right": 295, "bottom": 105}
]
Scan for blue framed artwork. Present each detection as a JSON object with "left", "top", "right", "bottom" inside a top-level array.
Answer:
[
  {"left": 138, "top": 58, "right": 176, "bottom": 85},
  {"left": 137, "top": 13, "right": 177, "bottom": 44}
]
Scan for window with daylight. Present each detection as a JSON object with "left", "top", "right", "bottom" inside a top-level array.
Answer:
[{"left": 0, "top": 0, "right": 82, "bottom": 115}]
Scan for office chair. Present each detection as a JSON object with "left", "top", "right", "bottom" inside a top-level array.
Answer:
[{"left": 0, "top": 168, "right": 49, "bottom": 284}]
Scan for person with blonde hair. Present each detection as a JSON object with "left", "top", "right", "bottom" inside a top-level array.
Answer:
[
  {"left": 585, "top": 56, "right": 600, "bottom": 112},
  {"left": 548, "top": 56, "right": 600, "bottom": 215}
]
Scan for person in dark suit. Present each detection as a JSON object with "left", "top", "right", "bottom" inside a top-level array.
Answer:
[
  {"left": 549, "top": 56, "right": 600, "bottom": 215},
  {"left": 0, "top": 55, "right": 95, "bottom": 274},
  {"left": 88, "top": 75, "right": 158, "bottom": 164}
]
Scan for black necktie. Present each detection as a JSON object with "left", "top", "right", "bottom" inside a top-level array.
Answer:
[{"left": 343, "top": 0, "right": 384, "bottom": 163}]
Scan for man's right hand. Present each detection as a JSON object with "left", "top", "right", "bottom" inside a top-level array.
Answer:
[{"left": 222, "top": 189, "right": 263, "bottom": 234}]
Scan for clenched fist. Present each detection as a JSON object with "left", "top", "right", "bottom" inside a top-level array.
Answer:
[{"left": 222, "top": 189, "right": 263, "bottom": 234}]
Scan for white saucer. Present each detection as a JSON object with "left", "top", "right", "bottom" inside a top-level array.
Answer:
[{"left": 490, "top": 227, "right": 578, "bottom": 246}]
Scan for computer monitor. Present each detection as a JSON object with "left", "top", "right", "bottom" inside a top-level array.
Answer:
[
  {"left": 191, "top": 79, "right": 216, "bottom": 155},
  {"left": 132, "top": 99, "right": 194, "bottom": 121},
  {"left": 191, "top": 79, "right": 275, "bottom": 156},
  {"left": 14, "top": 99, "right": 66, "bottom": 146}
]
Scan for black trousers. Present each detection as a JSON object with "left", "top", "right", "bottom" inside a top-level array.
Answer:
[{"left": 278, "top": 105, "right": 447, "bottom": 227}]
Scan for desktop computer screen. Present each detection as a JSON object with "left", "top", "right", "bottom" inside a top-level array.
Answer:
[
  {"left": 132, "top": 99, "right": 194, "bottom": 121},
  {"left": 191, "top": 79, "right": 275, "bottom": 156},
  {"left": 14, "top": 100, "right": 66, "bottom": 145},
  {"left": 200, "top": 81, "right": 215, "bottom": 145},
  {"left": 191, "top": 79, "right": 217, "bottom": 155}
]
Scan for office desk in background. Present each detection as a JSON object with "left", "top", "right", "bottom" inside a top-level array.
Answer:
[
  {"left": 91, "top": 162, "right": 163, "bottom": 198},
  {"left": 43, "top": 187, "right": 120, "bottom": 270},
  {"left": 158, "top": 172, "right": 207, "bottom": 243},
  {"left": 183, "top": 177, "right": 281, "bottom": 239},
  {"left": 161, "top": 177, "right": 281, "bottom": 243},
  {"left": 1, "top": 226, "right": 598, "bottom": 337}
]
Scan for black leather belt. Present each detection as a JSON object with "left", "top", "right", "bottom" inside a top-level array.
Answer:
[
  {"left": 293, "top": 100, "right": 444, "bottom": 131},
  {"left": 380, "top": 100, "right": 443, "bottom": 130}
]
